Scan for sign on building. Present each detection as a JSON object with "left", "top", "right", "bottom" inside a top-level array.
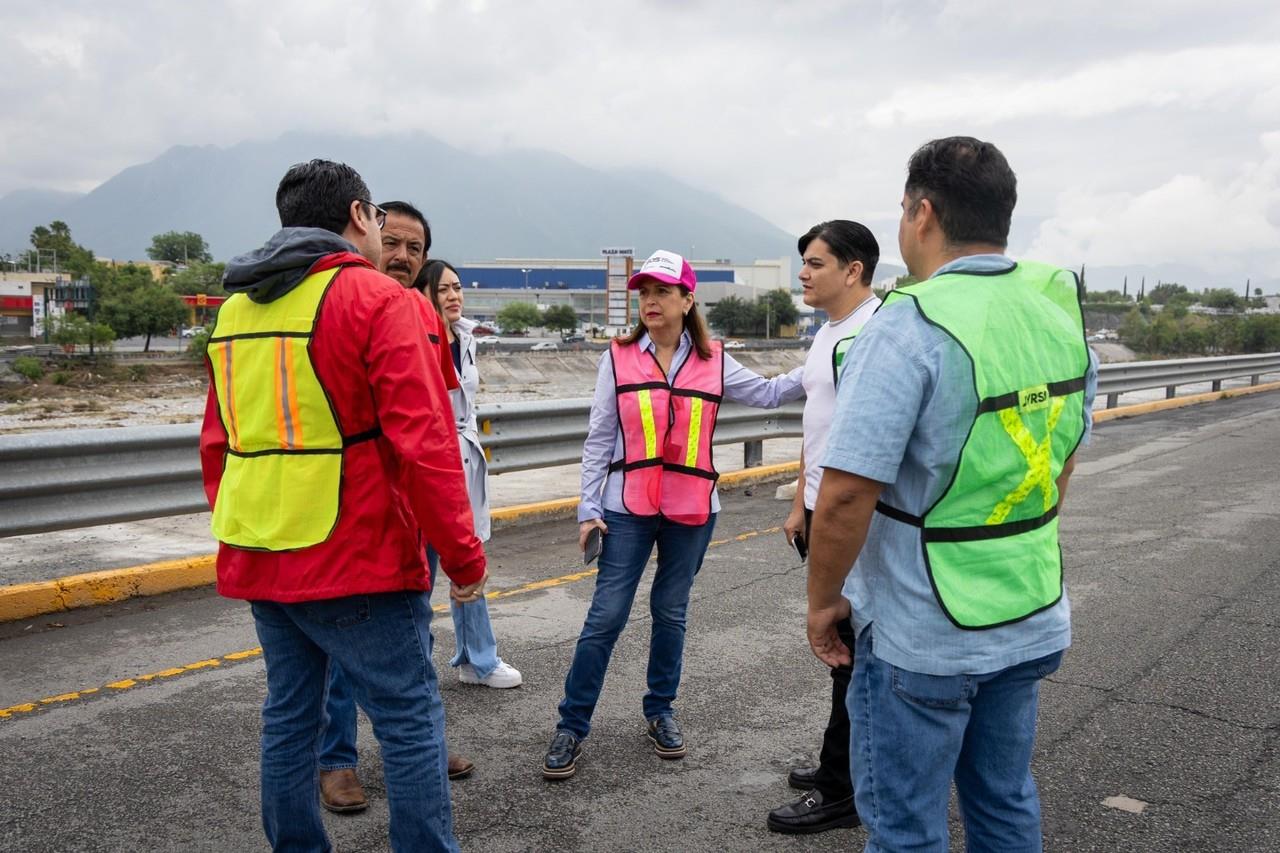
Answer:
[{"left": 604, "top": 252, "right": 632, "bottom": 327}]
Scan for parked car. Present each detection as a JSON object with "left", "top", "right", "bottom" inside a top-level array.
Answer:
[
  {"left": 723, "top": 339, "right": 746, "bottom": 350},
  {"left": 181, "top": 326, "right": 206, "bottom": 338},
  {"left": 475, "top": 335, "right": 500, "bottom": 345},
  {"left": 472, "top": 324, "right": 497, "bottom": 336},
  {"left": 561, "top": 333, "right": 585, "bottom": 344},
  {"left": 530, "top": 341, "right": 559, "bottom": 351}
]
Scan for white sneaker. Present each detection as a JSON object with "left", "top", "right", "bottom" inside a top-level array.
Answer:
[{"left": 458, "top": 661, "right": 523, "bottom": 689}]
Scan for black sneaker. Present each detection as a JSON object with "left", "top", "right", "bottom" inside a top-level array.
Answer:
[
  {"left": 542, "top": 730, "right": 582, "bottom": 780},
  {"left": 646, "top": 715, "right": 687, "bottom": 759}
]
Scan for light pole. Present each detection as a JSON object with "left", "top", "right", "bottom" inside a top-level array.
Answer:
[{"left": 520, "top": 268, "right": 531, "bottom": 288}]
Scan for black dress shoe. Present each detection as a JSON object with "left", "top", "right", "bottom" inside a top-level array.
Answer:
[
  {"left": 542, "top": 730, "right": 582, "bottom": 780},
  {"left": 767, "top": 789, "right": 860, "bottom": 835},
  {"left": 787, "top": 766, "right": 819, "bottom": 791},
  {"left": 646, "top": 716, "right": 686, "bottom": 759}
]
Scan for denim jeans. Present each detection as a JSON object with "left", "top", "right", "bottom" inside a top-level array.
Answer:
[
  {"left": 556, "top": 509, "right": 717, "bottom": 739},
  {"left": 251, "top": 592, "right": 457, "bottom": 853},
  {"left": 850, "top": 627, "right": 1062, "bottom": 853},
  {"left": 318, "top": 547, "right": 500, "bottom": 771},
  {"left": 428, "top": 546, "right": 501, "bottom": 675}
]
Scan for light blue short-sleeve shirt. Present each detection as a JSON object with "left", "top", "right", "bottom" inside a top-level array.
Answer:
[{"left": 821, "top": 254, "right": 1098, "bottom": 676}]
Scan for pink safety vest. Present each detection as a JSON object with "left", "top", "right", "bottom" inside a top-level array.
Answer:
[{"left": 610, "top": 339, "right": 724, "bottom": 526}]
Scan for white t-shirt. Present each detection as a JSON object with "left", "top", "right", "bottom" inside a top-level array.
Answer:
[{"left": 801, "top": 295, "right": 881, "bottom": 509}]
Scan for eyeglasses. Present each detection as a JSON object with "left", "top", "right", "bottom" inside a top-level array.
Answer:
[{"left": 361, "top": 200, "right": 387, "bottom": 230}]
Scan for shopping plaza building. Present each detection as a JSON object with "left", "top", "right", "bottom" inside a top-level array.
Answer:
[{"left": 449, "top": 255, "right": 797, "bottom": 331}]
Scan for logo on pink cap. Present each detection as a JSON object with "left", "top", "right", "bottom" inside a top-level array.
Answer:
[{"left": 627, "top": 250, "right": 698, "bottom": 293}]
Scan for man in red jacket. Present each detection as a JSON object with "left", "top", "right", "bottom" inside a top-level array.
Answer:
[{"left": 200, "top": 158, "right": 485, "bottom": 853}]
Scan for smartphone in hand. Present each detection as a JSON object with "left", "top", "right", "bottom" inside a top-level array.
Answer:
[
  {"left": 584, "top": 526, "right": 603, "bottom": 565},
  {"left": 790, "top": 532, "right": 808, "bottom": 561}
]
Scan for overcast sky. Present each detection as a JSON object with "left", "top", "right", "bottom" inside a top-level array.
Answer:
[{"left": 3, "top": 0, "right": 1278, "bottom": 283}]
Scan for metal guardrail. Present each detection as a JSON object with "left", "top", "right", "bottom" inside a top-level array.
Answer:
[
  {"left": 1, "top": 353, "right": 1278, "bottom": 538},
  {"left": 1094, "top": 352, "right": 1280, "bottom": 408}
]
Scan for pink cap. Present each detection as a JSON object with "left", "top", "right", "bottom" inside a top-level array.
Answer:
[{"left": 627, "top": 250, "right": 698, "bottom": 293}]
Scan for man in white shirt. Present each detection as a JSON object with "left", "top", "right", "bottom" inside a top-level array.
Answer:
[{"left": 768, "top": 220, "right": 881, "bottom": 835}]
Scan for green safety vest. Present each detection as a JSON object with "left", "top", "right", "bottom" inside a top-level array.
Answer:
[
  {"left": 877, "top": 260, "right": 1089, "bottom": 629},
  {"left": 831, "top": 324, "right": 867, "bottom": 387},
  {"left": 206, "top": 266, "right": 373, "bottom": 551}
]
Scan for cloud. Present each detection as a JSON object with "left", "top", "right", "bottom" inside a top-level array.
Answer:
[
  {"left": 1026, "top": 132, "right": 1280, "bottom": 278},
  {"left": 1, "top": 0, "right": 1279, "bottom": 277},
  {"left": 866, "top": 41, "right": 1280, "bottom": 128}
]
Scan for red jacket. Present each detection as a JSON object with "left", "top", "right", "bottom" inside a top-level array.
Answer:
[{"left": 200, "top": 250, "right": 486, "bottom": 602}]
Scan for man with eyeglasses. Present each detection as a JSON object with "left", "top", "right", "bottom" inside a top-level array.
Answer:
[{"left": 201, "top": 158, "right": 486, "bottom": 852}]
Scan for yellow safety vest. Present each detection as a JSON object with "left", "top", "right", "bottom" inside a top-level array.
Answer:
[{"left": 206, "top": 267, "right": 367, "bottom": 550}]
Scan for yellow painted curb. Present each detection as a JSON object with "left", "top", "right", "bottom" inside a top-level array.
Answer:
[
  {"left": 1092, "top": 380, "right": 1280, "bottom": 422},
  {"left": 720, "top": 461, "right": 802, "bottom": 488},
  {"left": 490, "top": 496, "right": 581, "bottom": 527},
  {"left": 0, "top": 555, "right": 215, "bottom": 624}
]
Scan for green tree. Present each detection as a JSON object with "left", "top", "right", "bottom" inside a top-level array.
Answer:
[
  {"left": 51, "top": 313, "right": 90, "bottom": 350},
  {"left": 168, "top": 261, "right": 227, "bottom": 296},
  {"left": 1200, "top": 288, "right": 1243, "bottom": 311},
  {"left": 1147, "top": 282, "right": 1189, "bottom": 305},
  {"left": 707, "top": 296, "right": 755, "bottom": 336},
  {"left": 147, "top": 231, "right": 212, "bottom": 265},
  {"left": 540, "top": 304, "right": 579, "bottom": 333},
  {"left": 756, "top": 289, "right": 799, "bottom": 335},
  {"left": 29, "top": 220, "right": 95, "bottom": 277},
  {"left": 95, "top": 264, "right": 188, "bottom": 351},
  {"left": 1118, "top": 308, "right": 1148, "bottom": 350},
  {"left": 496, "top": 301, "right": 543, "bottom": 334},
  {"left": 893, "top": 274, "right": 920, "bottom": 289}
]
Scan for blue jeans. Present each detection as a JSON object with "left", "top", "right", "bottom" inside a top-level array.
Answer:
[
  {"left": 251, "top": 592, "right": 457, "bottom": 853},
  {"left": 556, "top": 509, "right": 717, "bottom": 739},
  {"left": 319, "top": 548, "right": 500, "bottom": 770},
  {"left": 850, "top": 627, "right": 1062, "bottom": 853}
]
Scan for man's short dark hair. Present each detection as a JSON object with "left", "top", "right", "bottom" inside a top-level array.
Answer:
[
  {"left": 798, "top": 220, "right": 879, "bottom": 284},
  {"left": 275, "top": 159, "right": 371, "bottom": 235},
  {"left": 380, "top": 200, "right": 432, "bottom": 254},
  {"left": 905, "top": 136, "right": 1017, "bottom": 248}
]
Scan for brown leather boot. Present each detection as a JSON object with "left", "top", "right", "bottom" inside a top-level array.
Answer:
[
  {"left": 447, "top": 753, "right": 475, "bottom": 780},
  {"left": 319, "top": 768, "right": 368, "bottom": 814}
]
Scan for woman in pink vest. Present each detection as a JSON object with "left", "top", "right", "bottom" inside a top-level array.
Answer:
[{"left": 543, "top": 250, "right": 805, "bottom": 779}]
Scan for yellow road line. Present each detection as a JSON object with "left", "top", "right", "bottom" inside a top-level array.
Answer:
[{"left": 0, "top": 521, "right": 786, "bottom": 722}]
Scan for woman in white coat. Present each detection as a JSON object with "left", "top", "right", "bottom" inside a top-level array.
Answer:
[{"left": 416, "top": 259, "right": 521, "bottom": 689}]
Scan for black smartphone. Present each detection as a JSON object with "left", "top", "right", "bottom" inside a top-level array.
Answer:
[
  {"left": 791, "top": 532, "right": 808, "bottom": 561},
  {"left": 584, "top": 526, "right": 603, "bottom": 565}
]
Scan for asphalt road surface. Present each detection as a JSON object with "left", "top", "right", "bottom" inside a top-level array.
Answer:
[{"left": 1, "top": 393, "right": 1278, "bottom": 852}]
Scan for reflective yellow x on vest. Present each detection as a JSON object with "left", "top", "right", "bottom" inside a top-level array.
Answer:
[{"left": 206, "top": 267, "right": 374, "bottom": 551}]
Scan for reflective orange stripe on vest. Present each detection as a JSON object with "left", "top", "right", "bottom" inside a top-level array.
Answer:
[{"left": 274, "top": 337, "right": 304, "bottom": 450}]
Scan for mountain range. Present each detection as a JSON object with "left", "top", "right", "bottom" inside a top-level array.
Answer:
[{"left": 0, "top": 132, "right": 807, "bottom": 267}]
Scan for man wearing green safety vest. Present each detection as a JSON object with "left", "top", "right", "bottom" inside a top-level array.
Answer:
[{"left": 806, "top": 137, "right": 1098, "bottom": 851}]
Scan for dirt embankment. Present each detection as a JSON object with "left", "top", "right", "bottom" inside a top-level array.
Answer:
[{"left": 0, "top": 360, "right": 208, "bottom": 435}]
